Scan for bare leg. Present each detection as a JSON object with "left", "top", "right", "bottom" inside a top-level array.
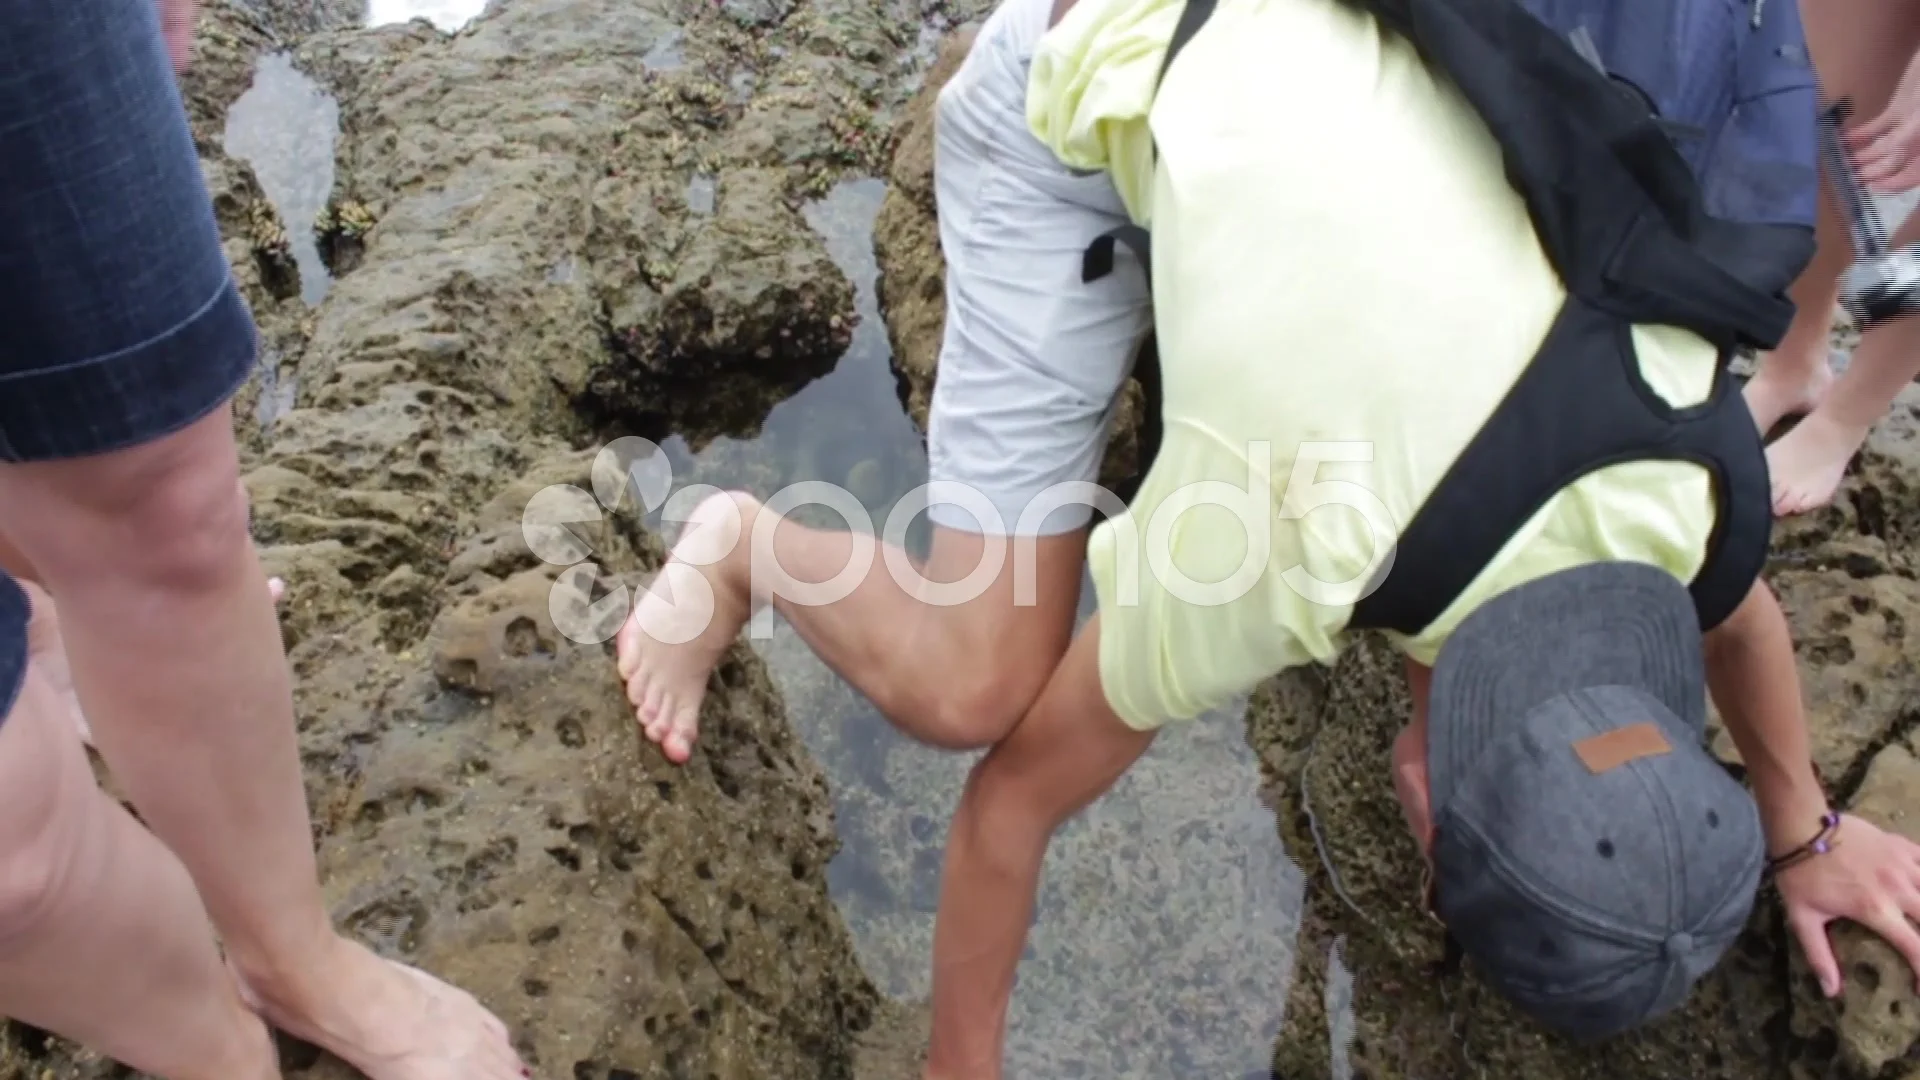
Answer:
[
  {"left": 0, "top": 639, "right": 276, "bottom": 1080},
  {"left": 617, "top": 490, "right": 1089, "bottom": 758},
  {"left": 614, "top": 0, "right": 1147, "bottom": 762},
  {"left": 1741, "top": 199, "right": 1845, "bottom": 436},
  {"left": 1769, "top": 212, "right": 1920, "bottom": 513},
  {"left": 1760, "top": 0, "right": 1920, "bottom": 514},
  {"left": 16, "top": 575, "right": 284, "bottom": 750},
  {"left": 0, "top": 408, "right": 525, "bottom": 1080},
  {"left": 924, "top": 615, "right": 1155, "bottom": 1076}
]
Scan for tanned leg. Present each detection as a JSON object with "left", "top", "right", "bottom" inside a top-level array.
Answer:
[
  {"left": 0, "top": 409, "right": 526, "bottom": 1080},
  {"left": 1753, "top": 0, "right": 1920, "bottom": 513},
  {"left": 0, "top": 643, "right": 277, "bottom": 1080},
  {"left": 617, "top": 491, "right": 1089, "bottom": 757}
]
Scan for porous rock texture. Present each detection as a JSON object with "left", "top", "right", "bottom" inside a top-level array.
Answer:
[{"left": 0, "top": 0, "right": 968, "bottom": 1073}]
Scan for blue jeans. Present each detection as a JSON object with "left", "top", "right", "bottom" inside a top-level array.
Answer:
[{"left": 0, "top": 0, "right": 260, "bottom": 720}]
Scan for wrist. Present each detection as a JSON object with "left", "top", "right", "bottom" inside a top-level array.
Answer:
[
  {"left": 1766, "top": 810, "right": 1843, "bottom": 874},
  {"left": 1749, "top": 762, "right": 1831, "bottom": 848}
]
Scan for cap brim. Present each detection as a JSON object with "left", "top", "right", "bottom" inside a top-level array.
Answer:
[{"left": 1426, "top": 561, "right": 1707, "bottom": 813}]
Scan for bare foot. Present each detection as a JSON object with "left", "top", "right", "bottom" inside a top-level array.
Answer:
[
  {"left": 29, "top": 577, "right": 287, "bottom": 748},
  {"left": 614, "top": 489, "right": 759, "bottom": 764},
  {"left": 1768, "top": 410, "right": 1871, "bottom": 516},
  {"left": 1743, "top": 351, "right": 1835, "bottom": 436},
  {"left": 232, "top": 940, "right": 526, "bottom": 1080}
]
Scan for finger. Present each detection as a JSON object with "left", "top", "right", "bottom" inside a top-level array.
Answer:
[
  {"left": 1876, "top": 160, "right": 1920, "bottom": 196},
  {"left": 1860, "top": 117, "right": 1920, "bottom": 185},
  {"left": 157, "top": 0, "right": 199, "bottom": 72},
  {"left": 1789, "top": 908, "right": 1843, "bottom": 997},
  {"left": 1848, "top": 100, "right": 1907, "bottom": 145},
  {"left": 1855, "top": 132, "right": 1907, "bottom": 179},
  {"left": 1850, "top": 122, "right": 1892, "bottom": 153},
  {"left": 1860, "top": 150, "right": 1914, "bottom": 191},
  {"left": 1899, "top": 878, "right": 1920, "bottom": 926},
  {"left": 1864, "top": 903, "right": 1920, "bottom": 993}
]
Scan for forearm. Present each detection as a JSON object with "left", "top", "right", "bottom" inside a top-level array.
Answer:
[
  {"left": 1705, "top": 584, "right": 1828, "bottom": 851},
  {"left": 925, "top": 777, "right": 1054, "bottom": 1079}
]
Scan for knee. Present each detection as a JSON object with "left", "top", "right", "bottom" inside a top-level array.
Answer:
[
  {"left": 926, "top": 672, "right": 1045, "bottom": 751},
  {"left": 38, "top": 446, "right": 251, "bottom": 593}
]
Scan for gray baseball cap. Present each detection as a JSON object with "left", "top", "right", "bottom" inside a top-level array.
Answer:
[{"left": 1426, "top": 561, "right": 1765, "bottom": 1042}]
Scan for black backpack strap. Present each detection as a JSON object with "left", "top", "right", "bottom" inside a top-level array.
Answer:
[
  {"left": 1348, "top": 298, "right": 1771, "bottom": 635},
  {"left": 1604, "top": 215, "right": 1798, "bottom": 349},
  {"left": 1083, "top": 223, "right": 1154, "bottom": 286},
  {"left": 1353, "top": 0, "right": 1796, "bottom": 349},
  {"left": 1681, "top": 381, "right": 1772, "bottom": 630},
  {"left": 1160, "top": 0, "right": 1219, "bottom": 87},
  {"left": 1081, "top": 225, "right": 1163, "bottom": 506}
]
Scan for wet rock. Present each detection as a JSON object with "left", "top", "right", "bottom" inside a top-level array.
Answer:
[
  {"left": 1, "top": 0, "right": 946, "bottom": 1073},
  {"left": 298, "top": 535, "right": 880, "bottom": 1078},
  {"left": 1774, "top": 565, "right": 1920, "bottom": 785},
  {"left": 873, "top": 26, "right": 1148, "bottom": 492},
  {"left": 277, "top": 0, "right": 906, "bottom": 447}
]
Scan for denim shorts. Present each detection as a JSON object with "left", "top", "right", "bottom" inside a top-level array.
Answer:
[{"left": 0, "top": 0, "right": 260, "bottom": 723}]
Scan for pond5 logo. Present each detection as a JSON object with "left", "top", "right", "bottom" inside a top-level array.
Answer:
[{"left": 519, "top": 437, "right": 719, "bottom": 645}]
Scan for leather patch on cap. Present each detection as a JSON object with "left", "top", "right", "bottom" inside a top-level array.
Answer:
[{"left": 1573, "top": 722, "right": 1672, "bottom": 774}]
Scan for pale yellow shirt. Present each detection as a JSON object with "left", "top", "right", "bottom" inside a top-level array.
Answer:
[{"left": 1028, "top": 0, "right": 1719, "bottom": 729}]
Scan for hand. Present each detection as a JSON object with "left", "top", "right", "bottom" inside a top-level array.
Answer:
[
  {"left": 1845, "top": 47, "right": 1920, "bottom": 194},
  {"left": 157, "top": 0, "right": 200, "bottom": 72},
  {"left": 1777, "top": 814, "right": 1920, "bottom": 996}
]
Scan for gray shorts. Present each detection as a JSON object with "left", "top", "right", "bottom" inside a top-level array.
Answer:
[
  {"left": 925, "top": 0, "right": 1153, "bottom": 538},
  {"left": 0, "top": 0, "right": 259, "bottom": 722}
]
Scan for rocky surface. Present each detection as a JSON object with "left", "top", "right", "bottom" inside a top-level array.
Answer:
[
  {"left": 874, "top": 27, "right": 1920, "bottom": 1080},
  {"left": 1, "top": 0, "right": 981, "bottom": 1074},
  {"left": 12, "top": 0, "right": 1920, "bottom": 1076}
]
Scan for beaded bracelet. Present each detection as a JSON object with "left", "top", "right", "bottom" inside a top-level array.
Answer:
[{"left": 1766, "top": 811, "right": 1842, "bottom": 876}]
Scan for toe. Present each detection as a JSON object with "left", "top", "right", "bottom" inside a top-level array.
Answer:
[
  {"left": 480, "top": 1032, "right": 523, "bottom": 1078},
  {"left": 664, "top": 731, "right": 691, "bottom": 763},
  {"left": 649, "top": 693, "right": 678, "bottom": 740},
  {"left": 615, "top": 610, "right": 643, "bottom": 680},
  {"left": 665, "top": 704, "right": 699, "bottom": 762}
]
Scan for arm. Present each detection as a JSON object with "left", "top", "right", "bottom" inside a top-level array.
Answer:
[
  {"left": 924, "top": 639, "right": 1156, "bottom": 1079},
  {"left": 1703, "top": 578, "right": 1829, "bottom": 853},
  {"left": 1706, "top": 577, "right": 1920, "bottom": 996}
]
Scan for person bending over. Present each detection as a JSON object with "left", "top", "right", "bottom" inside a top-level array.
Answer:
[{"left": 620, "top": 0, "right": 1920, "bottom": 1072}]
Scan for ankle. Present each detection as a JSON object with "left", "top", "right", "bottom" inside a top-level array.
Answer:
[
  {"left": 1755, "top": 346, "right": 1831, "bottom": 384},
  {"left": 192, "top": 1005, "right": 279, "bottom": 1080},
  {"left": 1803, "top": 393, "right": 1885, "bottom": 436},
  {"left": 722, "top": 493, "right": 772, "bottom": 605},
  {"left": 225, "top": 919, "right": 348, "bottom": 1010}
]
